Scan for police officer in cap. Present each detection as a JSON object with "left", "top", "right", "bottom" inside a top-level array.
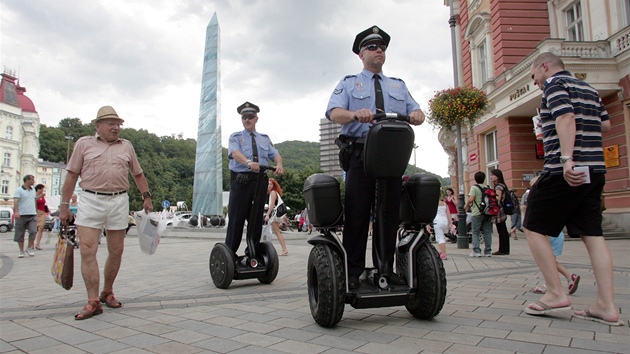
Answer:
[
  {"left": 225, "top": 102, "right": 284, "bottom": 255},
  {"left": 326, "top": 25, "right": 425, "bottom": 289}
]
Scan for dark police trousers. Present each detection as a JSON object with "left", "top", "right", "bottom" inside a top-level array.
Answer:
[
  {"left": 343, "top": 152, "right": 402, "bottom": 278},
  {"left": 225, "top": 172, "right": 268, "bottom": 255}
]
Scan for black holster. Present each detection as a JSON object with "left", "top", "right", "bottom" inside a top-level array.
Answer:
[{"left": 335, "top": 135, "right": 364, "bottom": 172}]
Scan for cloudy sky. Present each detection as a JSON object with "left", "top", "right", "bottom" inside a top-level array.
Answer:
[{"left": 1, "top": 0, "right": 455, "bottom": 176}]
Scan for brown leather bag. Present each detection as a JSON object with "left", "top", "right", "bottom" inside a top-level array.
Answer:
[{"left": 51, "top": 226, "right": 75, "bottom": 290}]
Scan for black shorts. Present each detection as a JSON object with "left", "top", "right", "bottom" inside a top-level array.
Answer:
[{"left": 523, "top": 171, "right": 604, "bottom": 237}]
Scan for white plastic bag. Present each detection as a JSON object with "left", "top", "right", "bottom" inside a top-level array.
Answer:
[
  {"left": 134, "top": 211, "right": 167, "bottom": 255},
  {"left": 262, "top": 223, "right": 273, "bottom": 242}
]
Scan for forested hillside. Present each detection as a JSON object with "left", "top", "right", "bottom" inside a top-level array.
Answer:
[{"left": 39, "top": 119, "right": 447, "bottom": 214}]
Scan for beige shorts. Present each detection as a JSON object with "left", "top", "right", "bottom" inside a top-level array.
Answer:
[
  {"left": 75, "top": 191, "right": 129, "bottom": 230},
  {"left": 270, "top": 215, "right": 284, "bottom": 224},
  {"left": 37, "top": 210, "right": 46, "bottom": 228}
]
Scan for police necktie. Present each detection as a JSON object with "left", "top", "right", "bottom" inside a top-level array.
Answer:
[
  {"left": 251, "top": 133, "right": 259, "bottom": 162},
  {"left": 373, "top": 74, "right": 384, "bottom": 113}
]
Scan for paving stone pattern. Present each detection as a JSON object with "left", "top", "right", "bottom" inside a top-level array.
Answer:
[{"left": 1, "top": 228, "right": 628, "bottom": 353}]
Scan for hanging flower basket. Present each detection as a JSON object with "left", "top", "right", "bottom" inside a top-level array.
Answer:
[{"left": 427, "top": 86, "right": 488, "bottom": 132}]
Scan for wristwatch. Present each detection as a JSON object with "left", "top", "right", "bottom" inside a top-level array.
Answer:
[
  {"left": 142, "top": 191, "right": 152, "bottom": 200},
  {"left": 559, "top": 155, "right": 573, "bottom": 164}
]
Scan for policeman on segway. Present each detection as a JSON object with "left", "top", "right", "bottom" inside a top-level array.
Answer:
[
  {"left": 209, "top": 102, "right": 284, "bottom": 288},
  {"left": 304, "top": 26, "right": 446, "bottom": 327},
  {"left": 327, "top": 25, "right": 425, "bottom": 290}
]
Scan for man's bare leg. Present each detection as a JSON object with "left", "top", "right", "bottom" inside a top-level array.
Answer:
[
  {"left": 525, "top": 229, "right": 571, "bottom": 310},
  {"left": 575, "top": 236, "right": 619, "bottom": 322}
]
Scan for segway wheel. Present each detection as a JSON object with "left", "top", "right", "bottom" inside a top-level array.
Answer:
[
  {"left": 307, "top": 244, "right": 345, "bottom": 327},
  {"left": 405, "top": 241, "right": 446, "bottom": 319},
  {"left": 209, "top": 243, "right": 236, "bottom": 289},
  {"left": 257, "top": 241, "right": 279, "bottom": 284}
]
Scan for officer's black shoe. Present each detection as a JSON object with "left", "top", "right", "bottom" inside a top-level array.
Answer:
[
  {"left": 389, "top": 273, "right": 407, "bottom": 286},
  {"left": 348, "top": 275, "right": 360, "bottom": 289}
]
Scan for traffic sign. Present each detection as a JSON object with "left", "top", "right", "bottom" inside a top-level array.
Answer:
[{"left": 162, "top": 200, "right": 170, "bottom": 209}]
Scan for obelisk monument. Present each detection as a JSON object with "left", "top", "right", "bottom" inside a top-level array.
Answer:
[{"left": 192, "top": 13, "right": 222, "bottom": 216}]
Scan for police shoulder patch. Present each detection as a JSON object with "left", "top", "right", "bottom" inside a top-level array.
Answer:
[{"left": 334, "top": 88, "right": 343, "bottom": 95}]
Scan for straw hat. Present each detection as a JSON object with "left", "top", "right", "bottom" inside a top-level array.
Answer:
[{"left": 92, "top": 106, "right": 125, "bottom": 124}]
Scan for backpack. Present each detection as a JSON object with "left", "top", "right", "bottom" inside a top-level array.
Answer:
[
  {"left": 502, "top": 189, "right": 518, "bottom": 215},
  {"left": 474, "top": 185, "right": 500, "bottom": 216}
]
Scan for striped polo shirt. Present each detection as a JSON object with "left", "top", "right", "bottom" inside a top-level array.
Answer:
[{"left": 539, "top": 70, "right": 609, "bottom": 176}]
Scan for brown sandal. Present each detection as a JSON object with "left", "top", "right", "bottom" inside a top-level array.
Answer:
[
  {"left": 74, "top": 300, "right": 103, "bottom": 320},
  {"left": 99, "top": 291, "right": 123, "bottom": 308}
]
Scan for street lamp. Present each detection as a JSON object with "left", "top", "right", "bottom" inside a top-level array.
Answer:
[
  {"left": 65, "top": 136, "right": 73, "bottom": 163},
  {"left": 449, "top": 0, "right": 469, "bottom": 248}
]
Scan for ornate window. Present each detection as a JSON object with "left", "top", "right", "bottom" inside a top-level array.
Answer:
[
  {"left": 565, "top": 2, "right": 584, "bottom": 41},
  {"left": 1, "top": 180, "right": 8, "bottom": 194},
  {"left": 5, "top": 126, "right": 13, "bottom": 140},
  {"left": 465, "top": 13, "right": 493, "bottom": 88},
  {"left": 3, "top": 153, "right": 10, "bottom": 167}
]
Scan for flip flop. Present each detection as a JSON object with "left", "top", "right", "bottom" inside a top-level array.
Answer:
[
  {"left": 525, "top": 300, "right": 572, "bottom": 316},
  {"left": 573, "top": 310, "right": 625, "bottom": 326},
  {"left": 280, "top": 252, "right": 288, "bottom": 256},
  {"left": 567, "top": 274, "right": 580, "bottom": 295}
]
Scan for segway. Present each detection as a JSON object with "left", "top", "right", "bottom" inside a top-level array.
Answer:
[
  {"left": 209, "top": 165, "right": 279, "bottom": 289},
  {"left": 304, "top": 113, "right": 446, "bottom": 327}
]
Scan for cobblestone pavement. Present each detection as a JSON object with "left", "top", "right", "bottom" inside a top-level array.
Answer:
[{"left": 1, "top": 228, "right": 628, "bottom": 353}]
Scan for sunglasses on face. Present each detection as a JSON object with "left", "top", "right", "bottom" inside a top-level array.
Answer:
[
  {"left": 362, "top": 44, "right": 387, "bottom": 52},
  {"left": 241, "top": 115, "right": 257, "bottom": 121}
]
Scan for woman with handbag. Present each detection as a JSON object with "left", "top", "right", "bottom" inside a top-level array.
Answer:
[
  {"left": 264, "top": 178, "right": 289, "bottom": 256},
  {"left": 34, "top": 184, "right": 49, "bottom": 250}
]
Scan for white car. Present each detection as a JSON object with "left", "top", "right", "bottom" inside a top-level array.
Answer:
[{"left": 170, "top": 212, "right": 192, "bottom": 226}]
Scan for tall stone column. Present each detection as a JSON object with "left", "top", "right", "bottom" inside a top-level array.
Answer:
[{"left": 193, "top": 13, "right": 223, "bottom": 216}]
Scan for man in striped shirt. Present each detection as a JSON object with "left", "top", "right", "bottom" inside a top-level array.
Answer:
[{"left": 523, "top": 52, "right": 621, "bottom": 326}]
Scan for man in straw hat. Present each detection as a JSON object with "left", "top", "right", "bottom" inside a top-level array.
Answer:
[
  {"left": 59, "top": 106, "right": 153, "bottom": 320},
  {"left": 325, "top": 25, "right": 425, "bottom": 289}
]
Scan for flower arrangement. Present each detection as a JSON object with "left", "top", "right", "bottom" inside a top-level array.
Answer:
[{"left": 427, "top": 86, "right": 488, "bottom": 131}]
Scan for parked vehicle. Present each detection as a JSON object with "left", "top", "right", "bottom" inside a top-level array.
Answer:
[{"left": 0, "top": 208, "right": 14, "bottom": 233}]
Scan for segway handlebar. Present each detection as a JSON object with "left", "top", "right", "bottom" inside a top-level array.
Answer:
[
  {"left": 354, "top": 113, "right": 411, "bottom": 123},
  {"left": 258, "top": 165, "right": 276, "bottom": 173},
  {"left": 373, "top": 113, "right": 410, "bottom": 122}
]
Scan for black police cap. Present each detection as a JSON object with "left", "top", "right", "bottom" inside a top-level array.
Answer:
[
  {"left": 352, "top": 25, "right": 390, "bottom": 54},
  {"left": 237, "top": 101, "right": 260, "bottom": 115}
]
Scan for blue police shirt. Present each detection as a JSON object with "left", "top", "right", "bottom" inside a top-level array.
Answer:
[
  {"left": 228, "top": 129, "right": 279, "bottom": 173},
  {"left": 325, "top": 69, "right": 420, "bottom": 138}
]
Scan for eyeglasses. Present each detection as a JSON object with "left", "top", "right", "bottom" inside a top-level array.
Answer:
[
  {"left": 361, "top": 44, "right": 387, "bottom": 52},
  {"left": 241, "top": 115, "right": 257, "bottom": 121}
]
